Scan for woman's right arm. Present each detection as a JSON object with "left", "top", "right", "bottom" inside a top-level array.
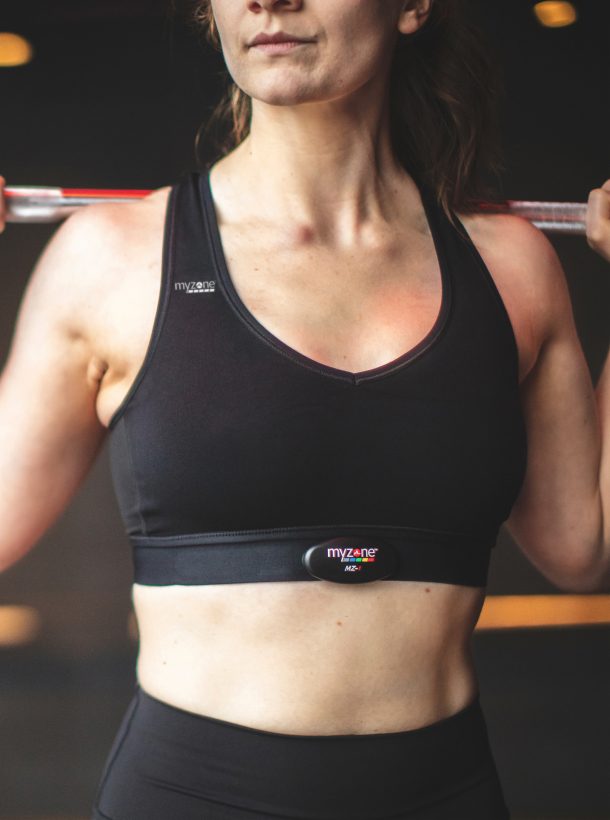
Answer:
[
  {"left": 586, "top": 179, "right": 610, "bottom": 262},
  {"left": 0, "top": 175, "right": 115, "bottom": 573}
]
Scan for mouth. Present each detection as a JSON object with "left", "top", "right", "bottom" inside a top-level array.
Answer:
[{"left": 248, "top": 30, "right": 314, "bottom": 47}]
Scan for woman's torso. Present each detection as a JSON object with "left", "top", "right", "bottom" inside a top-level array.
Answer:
[{"left": 91, "top": 164, "right": 537, "bottom": 735}]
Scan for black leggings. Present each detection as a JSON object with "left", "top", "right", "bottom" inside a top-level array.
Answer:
[{"left": 91, "top": 683, "right": 511, "bottom": 820}]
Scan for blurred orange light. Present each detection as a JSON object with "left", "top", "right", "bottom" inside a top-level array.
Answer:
[
  {"left": 533, "top": 2, "right": 578, "bottom": 28},
  {"left": 0, "top": 32, "right": 34, "bottom": 67},
  {"left": 476, "top": 594, "right": 610, "bottom": 630},
  {"left": 0, "top": 605, "right": 41, "bottom": 646}
]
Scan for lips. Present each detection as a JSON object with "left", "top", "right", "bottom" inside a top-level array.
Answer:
[{"left": 249, "top": 31, "right": 309, "bottom": 46}]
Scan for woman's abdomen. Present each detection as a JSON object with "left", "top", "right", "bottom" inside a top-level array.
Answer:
[{"left": 132, "top": 577, "right": 486, "bottom": 735}]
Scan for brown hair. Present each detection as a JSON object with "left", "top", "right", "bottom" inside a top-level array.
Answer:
[{"left": 192, "top": 0, "right": 505, "bottom": 222}]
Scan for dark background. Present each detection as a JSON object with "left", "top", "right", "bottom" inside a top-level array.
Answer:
[{"left": 0, "top": 1, "right": 609, "bottom": 817}]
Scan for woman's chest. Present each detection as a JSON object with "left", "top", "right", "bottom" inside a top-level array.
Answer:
[
  {"left": 210, "top": 215, "right": 451, "bottom": 377},
  {"left": 96, "top": 203, "right": 538, "bottom": 429}
]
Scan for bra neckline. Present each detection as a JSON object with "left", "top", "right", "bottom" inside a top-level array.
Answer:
[{"left": 200, "top": 168, "right": 453, "bottom": 385}]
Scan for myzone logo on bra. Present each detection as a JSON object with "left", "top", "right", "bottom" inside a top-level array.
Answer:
[
  {"left": 174, "top": 280, "right": 216, "bottom": 293},
  {"left": 327, "top": 546, "right": 378, "bottom": 573}
]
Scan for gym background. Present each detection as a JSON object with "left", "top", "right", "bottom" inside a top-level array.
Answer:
[{"left": 0, "top": 1, "right": 608, "bottom": 818}]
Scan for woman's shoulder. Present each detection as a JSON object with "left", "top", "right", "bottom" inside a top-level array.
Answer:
[
  {"left": 68, "top": 184, "right": 172, "bottom": 248},
  {"left": 52, "top": 184, "right": 173, "bottom": 304},
  {"left": 457, "top": 209, "right": 564, "bottom": 304},
  {"left": 457, "top": 209, "right": 567, "bottom": 381},
  {"left": 457, "top": 208, "right": 554, "bottom": 255},
  {"left": 27, "top": 184, "right": 174, "bottom": 384},
  {"left": 38, "top": 184, "right": 173, "bottom": 288}
]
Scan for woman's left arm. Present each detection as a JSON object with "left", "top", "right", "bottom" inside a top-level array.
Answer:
[
  {"left": 584, "top": 179, "right": 610, "bottom": 590},
  {"left": 501, "top": 182, "right": 610, "bottom": 592}
]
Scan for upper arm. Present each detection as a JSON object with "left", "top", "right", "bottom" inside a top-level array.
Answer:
[
  {"left": 500, "top": 219, "right": 603, "bottom": 590},
  {"left": 0, "top": 205, "right": 120, "bottom": 572}
]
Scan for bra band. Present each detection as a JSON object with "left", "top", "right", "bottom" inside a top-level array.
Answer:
[{"left": 129, "top": 524, "right": 498, "bottom": 587}]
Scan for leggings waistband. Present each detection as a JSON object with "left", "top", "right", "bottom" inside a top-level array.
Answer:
[{"left": 93, "top": 683, "right": 511, "bottom": 820}]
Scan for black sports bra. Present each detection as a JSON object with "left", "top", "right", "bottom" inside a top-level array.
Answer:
[{"left": 107, "top": 168, "right": 527, "bottom": 588}]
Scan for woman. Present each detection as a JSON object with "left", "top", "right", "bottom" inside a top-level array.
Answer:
[{"left": 1, "top": 1, "right": 609, "bottom": 818}]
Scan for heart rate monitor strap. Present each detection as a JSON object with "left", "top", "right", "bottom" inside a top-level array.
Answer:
[{"left": 129, "top": 524, "right": 497, "bottom": 587}]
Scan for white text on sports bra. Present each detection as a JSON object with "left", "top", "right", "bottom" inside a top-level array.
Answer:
[{"left": 174, "top": 280, "right": 216, "bottom": 293}]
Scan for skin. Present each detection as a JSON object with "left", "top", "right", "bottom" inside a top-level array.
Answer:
[
  {"left": 0, "top": 0, "right": 609, "bottom": 734},
  {"left": 586, "top": 179, "right": 610, "bottom": 262}
]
